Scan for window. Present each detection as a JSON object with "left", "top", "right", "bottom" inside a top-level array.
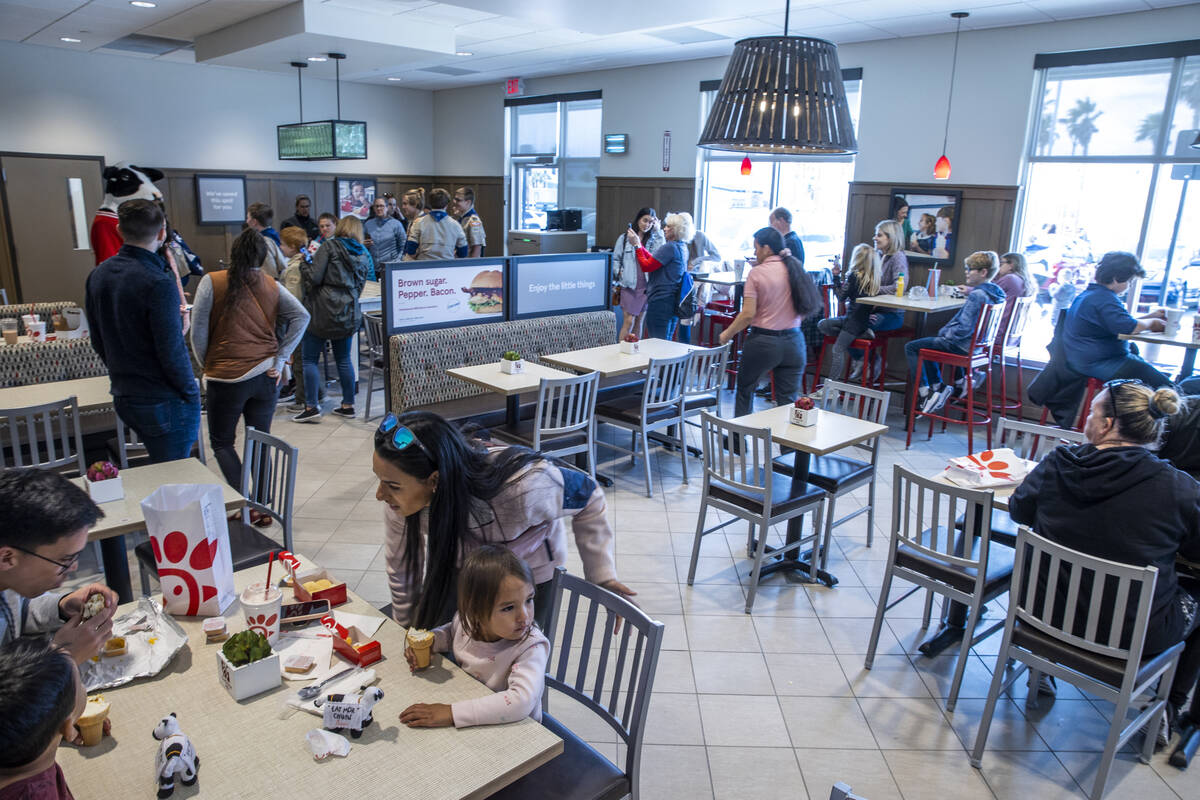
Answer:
[
  {"left": 696, "top": 76, "right": 861, "bottom": 269},
  {"left": 1016, "top": 46, "right": 1200, "bottom": 369},
  {"left": 506, "top": 94, "right": 602, "bottom": 246}
]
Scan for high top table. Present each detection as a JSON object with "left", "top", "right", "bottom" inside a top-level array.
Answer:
[
  {"left": 1120, "top": 317, "right": 1200, "bottom": 381},
  {"left": 0, "top": 374, "right": 113, "bottom": 412},
  {"left": 57, "top": 558, "right": 563, "bottom": 800},
  {"left": 858, "top": 293, "right": 966, "bottom": 338}
]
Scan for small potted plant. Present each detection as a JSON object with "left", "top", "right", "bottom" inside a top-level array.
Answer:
[
  {"left": 500, "top": 350, "right": 524, "bottom": 375},
  {"left": 619, "top": 332, "right": 640, "bottom": 354},
  {"left": 217, "top": 630, "right": 280, "bottom": 701},
  {"left": 84, "top": 461, "right": 123, "bottom": 504},
  {"left": 790, "top": 396, "right": 817, "bottom": 427}
]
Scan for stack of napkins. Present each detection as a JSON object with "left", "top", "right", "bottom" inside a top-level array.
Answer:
[{"left": 945, "top": 448, "right": 1029, "bottom": 488}]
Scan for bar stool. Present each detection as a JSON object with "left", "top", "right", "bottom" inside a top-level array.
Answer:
[
  {"left": 809, "top": 284, "right": 885, "bottom": 393},
  {"left": 989, "top": 296, "right": 1034, "bottom": 419},
  {"left": 1038, "top": 376, "right": 1104, "bottom": 432},
  {"left": 906, "top": 302, "right": 1003, "bottom": 453}
]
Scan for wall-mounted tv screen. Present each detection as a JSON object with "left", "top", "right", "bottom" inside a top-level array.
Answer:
[
  {"left": 278, "top": 120, "right": 367, "bottom": 161},
  {"left": 509, "top": 253, "right": 610, "bottom": 319},
  {"left": 194, "top": 174, "right": 246, "bottom": 225}
]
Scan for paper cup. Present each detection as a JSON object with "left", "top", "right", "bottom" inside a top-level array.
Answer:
[
  {"left": 241, "top": 582, "right": 283, "bottom": 645},
  {"left": 27, "top": 321, "right": 45, "bottom": 341}
]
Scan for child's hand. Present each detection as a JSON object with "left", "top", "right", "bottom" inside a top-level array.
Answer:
[
  {"left": 404, "top": 644, "right": 416, "bottom": 673},
  {"left": 399, "top": 703, "right": 453, "bottom": 728}
]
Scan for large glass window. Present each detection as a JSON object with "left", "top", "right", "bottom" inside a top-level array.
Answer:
[
  {"left": 1015, "top": 52, "right": 1200, "bottom": 369},
  {"left": 507, "top": 97, "right": 601, "bottom": 246},
  {"left": 696, "top": 79, "right": 861, "bottom": 269}
]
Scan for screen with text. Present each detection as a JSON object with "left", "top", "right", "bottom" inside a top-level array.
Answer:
[
  {"left": 383, "top": 260, "right": 507, "bottom": 333},
  {"left": 511, "top": 254, "right": 609, "bottom": 318}
]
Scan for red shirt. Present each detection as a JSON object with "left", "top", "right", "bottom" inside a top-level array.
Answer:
[
  {"left": 0, "top": 764, "right": 75, "bottom": 800},
  {"left": 90, "top": 210, "right": 122, "bottom": 265}
]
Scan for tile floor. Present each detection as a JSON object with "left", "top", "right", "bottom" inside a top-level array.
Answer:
[{"left": 105, "top": 385, "right": 1200, "bottom": 800}]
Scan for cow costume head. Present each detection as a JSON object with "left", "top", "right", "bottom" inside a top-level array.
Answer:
[{"left": 90, "top": 162, "right": 165, "bottom": 265}]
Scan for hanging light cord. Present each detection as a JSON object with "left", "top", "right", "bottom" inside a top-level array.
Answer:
[
  {"left": 335, "top": 58, "right": 341, "bottom": 119},
  {"left": 941, "top": 13, "right": 966, "bottom": 156},
  {"left": 784, "top": 0, "right": 790, "bottom": 37}
]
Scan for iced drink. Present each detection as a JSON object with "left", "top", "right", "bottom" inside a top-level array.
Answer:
[
  {"left": 241, "top": 582, "right": 283, "bottom": 645},
  {"left": 1, "top": 319, "right": 17, "bottom": 345}
]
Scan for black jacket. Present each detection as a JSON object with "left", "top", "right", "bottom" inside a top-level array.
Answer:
[
  {"left": 1009, "top": 443, "right": 1200, "bottom": 653},
  {"left": 300, "top": 238, "right": 369, "bottom": 339},
  {"left": 1159, "top": 397, "right": 1200, "bottom": 481}
]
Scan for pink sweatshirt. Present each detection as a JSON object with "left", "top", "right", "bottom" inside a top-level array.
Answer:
[
  {"left": 384, "top": 456, "right": 617, "bottom": 626},
  {"left": 432, "top": 614, "right": 550, "bottom": 727}
]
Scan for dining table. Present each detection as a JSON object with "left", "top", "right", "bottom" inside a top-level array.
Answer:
[
  {"left": 446, "top": 361, "right": 574, "bottom": 428},
  {"left": 0, "top": 374, "right": 114, "bottom": 413},
  {"left": 74, "top": 457, "right": 247, "bottom": 604},
  {"left": 858, "top": 292, "right": 966, "bottom": 338},
  {"left": 57, "top": 557, "right": 563, "bottom": 800},
  {"left": 1120, "top": 315, "right": 1200, "bottom": 381},
  {"left": 727, "top": 403, "right": 888, "bottom": 587},
  {"left": 541, "top": 337, "right": 699, "bottom": 378}
]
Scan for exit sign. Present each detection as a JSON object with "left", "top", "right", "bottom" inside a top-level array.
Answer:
[{"left": 505, "top": 77, "right": 525, "bottom": 97}]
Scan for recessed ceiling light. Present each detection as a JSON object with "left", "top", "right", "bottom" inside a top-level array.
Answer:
[
  {"left": 455, "top": 51, "right": 472, "bottom": 57},
  {"left": 59, "top": 36, "right": 81, "bottom": 43},
  {"left": 386, "top": 77, "right": 402, "bottom": 81},
  {"left": 307, "top": 56, "right": 326, "bottom": 62},
  {"left": 130, "top": 1, "right": 156, "bottom": 7}
]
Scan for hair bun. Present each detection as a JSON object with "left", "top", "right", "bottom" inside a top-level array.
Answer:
[{"left": 1149, "top": 387, "right": 1180, "bottom": 418}]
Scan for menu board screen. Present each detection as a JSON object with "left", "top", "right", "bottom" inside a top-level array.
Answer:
[{"left": 382, "top": 259, "right": 507, "bottom": 333}]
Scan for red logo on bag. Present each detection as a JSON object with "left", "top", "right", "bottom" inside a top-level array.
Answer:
[
  {"left": 150, "top": 530, "right": 220, "bottom": 615},
  {"left": 963, "top": 450, "right": 1013, "bottom": 480}
]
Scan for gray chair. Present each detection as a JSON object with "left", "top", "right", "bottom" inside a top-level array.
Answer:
[
  {"left": 493, "top": 371, "right": 601, "bottom": 480},
  {"left": 687, "top": 411, "right": 827, "bottom": 614},
  {"left": 830, "top": 783, "right": 869, "bottom": 800},
  {"left": 135, "top": 427, "right": 297, "bottom": 595},
  {"left": 487, "top": 567, "right": 664, "bottom": 800},
  {"left": 866, "top": 465, "right": 1012, "bottom": 710},
  {"left": 361, "top": 311, "right": 386, "bottom": 421},
  {"left": 594, "top": 353, "right": 690, "bottom": 497},
  {"left": 971, "top": 527, "right": 1184, "bottom": 800},
  {"left": 680, "top": 343, "right": 731, "bottom": 434},
  {"left": 0, "top": 396, "right": 86, "bottom": 475},
  {"left": 114, "top": 417, "right": 208, "bottom": 469}
]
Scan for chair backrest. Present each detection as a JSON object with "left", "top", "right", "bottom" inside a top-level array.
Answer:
[
  {"left": 681, "top": 343, "right": 731, "bottom": 400},
  {"left": 532, "top": 371, "right": 600, "bottom": 446},
  {"left": 0, "top": 288, "right": 7, "bottom": 305},
  {"left": 1010, "top": 526, "right": 1159, "bottom": 666},
  {"left": 996, "top": 417, "right": 1086, "bottom": 462},
  {"left": 641, "top": 353, "right": 690, "bottom": 413},
  {"left": 240, "top": 427, "right": 298, "bottom": 550},
  {"left": 891, "top": 464, "right": 996, "bottom": 575},
  {"left": 0, "top": 396, "right": 86, "bottom": 474},
  {"left": 829, "top": 783, "right": 869, "bottom": 800},
  {"left": 820, "top": 283, "right": 842, "bottom": 318},
  {"left": 115, "top": 420, "right": 147, "bottom": 469},
  {"left": 544, "top": 567, "right": 664, "bottom": 791},
  {"left": 698, "top": 410, "right": 775, "bottom": 497},
  {"left": 1001, "top": 295, "right": 1035, "bottom": 351},
  {"left": 967, "top": 301, "right": 1004, "bottom": 359},
  {"left": 363, "top": 311, "right": 384, "bottom": 355}
]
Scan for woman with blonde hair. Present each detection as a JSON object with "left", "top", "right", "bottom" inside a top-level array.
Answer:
[
  {"left": 846, "top": 219, "right": 910, "bottom": 381},
  {"left": 818, "top": 243, "right": 881, "bottom": 383},
  {"left": 627, "top": 211, "right": 694, "bottom": 341}
]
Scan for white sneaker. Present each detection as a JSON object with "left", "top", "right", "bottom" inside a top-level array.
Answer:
[
  {"left": 848, "top": 358, "right": 864, "bottom": 380},
  {"left": 923, "top": 384, "right": 955, "bottom": 414},
  {"left": 869, "top": 353, "right": 884, "bottom": 384}
]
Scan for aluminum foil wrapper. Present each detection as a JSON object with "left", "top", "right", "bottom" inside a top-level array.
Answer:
[{"left": 81, "top": 598, "right": 189, "bottom": 691}]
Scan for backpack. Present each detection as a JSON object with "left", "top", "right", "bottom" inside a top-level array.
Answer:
[{"left": 676, "top": 271, "right": 697, "bottom": 319}]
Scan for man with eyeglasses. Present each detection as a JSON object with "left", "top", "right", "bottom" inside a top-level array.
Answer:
[{"left": 0, "top": 469, "right": 117, "bottom": 664}]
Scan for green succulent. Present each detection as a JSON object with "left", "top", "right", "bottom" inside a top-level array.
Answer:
[
  {"left": 502, "top": 351, "right": 522, "bottom": 361},
  {"left": 221, "top": 630, "right": 272, "bottom": 667}
]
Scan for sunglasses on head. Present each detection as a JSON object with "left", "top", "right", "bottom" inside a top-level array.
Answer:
[
  {"left": 377, "top": 414, "right": 436, "bottom": 463},
  {"left": 1104, "top": 378, "right": 1140, "bottom": 419}
]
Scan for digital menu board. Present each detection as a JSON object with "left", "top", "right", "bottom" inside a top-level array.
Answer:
[
  {"left": 382, "top": 259, "right": 507, "bottom": 333},
  {"left": 509, "top": 253, "right": 610, "bottom": 319}
]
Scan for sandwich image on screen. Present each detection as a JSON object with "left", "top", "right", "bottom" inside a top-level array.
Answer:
[{"left": 462, "top": 270, "right": 503, "bottom": 314}]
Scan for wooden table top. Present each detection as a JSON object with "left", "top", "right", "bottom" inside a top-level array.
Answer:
[
  {"left": 446, "top": 362, "right": 574, "bottom": 396},
  {"left": 0, "top": 374, "right": 113, "bottom": 412},
  {"left": 858, "top": 294, "right": 966, "bottom": 313},
  {"left": 58, "top": 558, "right": 563, "bottom": 800},
  {"left": 542, "top": 338, "right": 700, "bottom": 378},
  {"left": 74, "top": 458, "right": 246, "bottom": 541},
  {"left": 728, "top": 404, "right": 888, "bottom": 456}
]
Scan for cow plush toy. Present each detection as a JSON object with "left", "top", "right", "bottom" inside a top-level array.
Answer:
[{"left": 90, "top": 163, "right": 164, "bottom": 265}]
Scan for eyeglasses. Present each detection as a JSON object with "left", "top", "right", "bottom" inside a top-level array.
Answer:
[
  {"left": 1104, "top": 378, "right": 1140, "bottom": 419},
  {"left": 7, "top": 544, "right": 81, "bottom": 576},
  {"left": 377, "top": 414, "right": 436, "bottom": 463}
]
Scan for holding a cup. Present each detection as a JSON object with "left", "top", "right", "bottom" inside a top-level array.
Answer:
[
  {"left": 241, "top": 582, "right": 283, "bottom": 645},
  {"left": 1165, "top": 307, "right": 1184, "bottom": 334}
]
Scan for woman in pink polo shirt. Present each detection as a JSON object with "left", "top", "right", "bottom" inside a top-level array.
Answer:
[{"left": 719, "top": 227, "right": 822, "bottom": 416}]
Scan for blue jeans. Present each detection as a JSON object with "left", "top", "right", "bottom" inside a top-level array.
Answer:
[
  {"left": 302, "top": 333, "right": 356, "bottom": 409},
  {"left": 905, "top": 336, "right": 966, "bottom": 388},
  {"left": 851, "top": 310, "right": 905, "bottom": 359},
  {"left": 113, "top": 395, "right": 201, "bottom": 463},
  {"left": 643, "top": 296, "right": 677, "bottom": 341}
]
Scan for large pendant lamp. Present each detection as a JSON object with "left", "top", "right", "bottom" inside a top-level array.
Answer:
[
  {"left": 698, "top": 1, "right": 857, "bottom": 156},
  {"left": 934, "top": 12, "right": 969, "bottom": 180}
]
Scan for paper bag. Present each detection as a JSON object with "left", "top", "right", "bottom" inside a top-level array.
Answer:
[
  {"left": 945, "top": 448, "right": 1029, "bottom": 488},
  {"left": 140, "top": 484, "right": 236, "bottom": 616}
]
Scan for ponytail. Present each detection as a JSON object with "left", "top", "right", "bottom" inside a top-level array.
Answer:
[{"left": 785, "top": 254, "right": 822, "bottom": 318}]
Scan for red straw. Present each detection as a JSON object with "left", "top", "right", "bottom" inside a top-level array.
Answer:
[{"left": 264, "top": 551, "right": 276, "bottom": 600}]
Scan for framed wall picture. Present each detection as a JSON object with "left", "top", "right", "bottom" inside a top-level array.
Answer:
[
  {"left": 194, "top": 174, "right": 246, "bottom": 225},
  {"left": 890, "top": 189, "right": 963, "bottom": 267},
  {"left": 335, "top": 177, "right": 376, "bottom": 220}
]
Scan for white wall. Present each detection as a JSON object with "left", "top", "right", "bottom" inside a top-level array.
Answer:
[
  {"left": 0, "top": 40, "right": 434, "bottom": 175},
  {"left": 432, "top": 4, "right": 1200, "bottom": 186}
]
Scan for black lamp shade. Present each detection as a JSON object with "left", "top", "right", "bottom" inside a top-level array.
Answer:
[{"left": 699, "top": 36, "right": 857, "bottom": 155}]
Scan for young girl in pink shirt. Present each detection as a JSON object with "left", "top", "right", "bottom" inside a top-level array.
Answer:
[{"left": 399, "top": 546, "right": 550, "bottom": 728}]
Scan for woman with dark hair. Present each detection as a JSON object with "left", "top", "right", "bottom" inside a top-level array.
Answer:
[
  {"left": 372, "top": 411, "right": 634, "bottom": 630},
  {"left": 190, "top": 229, "right": 309, "bottom": 486},
  {"left": 1009, "top": 381, "right": 1200, "bottom": 743},
  {"left": 891, "top": 197, "right": 913, "bottom": 247},
  {"left": 628, "top": 211, "right": 694, "bottom": 341},
  {"left": 613, "top": 207, "right": 664, "bottom": 342},
  {"left": 719, "top": 227, "right": 822, "bottom": 416}
]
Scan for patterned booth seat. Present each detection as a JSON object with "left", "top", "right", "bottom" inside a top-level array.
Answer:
[
  {"left": 0, "top": 337, "right": 108, "bottom": 391},
  {"left": 388, "top": 311, "right": 618, "bottom": 413},
  {"left": 0, "top": 302, "right": 81, "bottom": 334}
]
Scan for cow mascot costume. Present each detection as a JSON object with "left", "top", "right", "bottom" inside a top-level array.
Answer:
[{"left": 91, "top": 162, "right": 203, "bottom": 332}]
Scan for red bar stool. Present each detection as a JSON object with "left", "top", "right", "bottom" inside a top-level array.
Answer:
[
  {"left": 906, "top": 302, "right": 1004, "bottom": 453},
  {"left": 809, "top": 284, "right": 883, "bottom": 393},
  {"left": 1038, "top": 376, "right": 1104, "bottom": 432},
  {"left": 989, "top": 296, "right": 1035, "bottom": 419}
]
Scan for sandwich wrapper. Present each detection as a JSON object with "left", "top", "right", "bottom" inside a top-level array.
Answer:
[
  {"left": 943, "top": 448, "right": 1030, "bottom": 488},
  {"left": 80, "top": 598, "right": 189, "bottom": 691},
  {"left": 273, "top": 629, "right": 335, "bottom": 681}
]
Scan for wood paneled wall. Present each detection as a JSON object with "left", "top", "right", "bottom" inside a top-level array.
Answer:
[
  {"left": 595, "top": 177, "right": 695, "bottom": 250},
  {"left": 844, "top": 181, "right": 1019, "bottom": 285},
  {"left": 159, "top": 169, "right": 504, "bottom": 276}
]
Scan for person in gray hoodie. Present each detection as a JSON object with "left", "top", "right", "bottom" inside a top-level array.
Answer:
[{"left": 905, "top": 250, "right": 1007, "bottom": 414}]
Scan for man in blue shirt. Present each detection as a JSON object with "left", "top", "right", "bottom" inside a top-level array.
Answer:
[
  {"left": 769, "top": 207, "right": 805, "bottom": 265},
  {"left": 85, "top": 199, "right": 201, "bottom": 462},
  {"left": 1062, "top": 251, "right": 1170, "bottom": 387}
]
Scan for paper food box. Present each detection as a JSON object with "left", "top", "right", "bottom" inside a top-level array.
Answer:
[
  {"left": 217, "top": 650, "right": 281, "bottom": 701},
  {"left": 293, "top": 569, "right": 348, "bottom": 608},
  {"left": 321, "top": 616, "right": 382, "bottom": 668}
]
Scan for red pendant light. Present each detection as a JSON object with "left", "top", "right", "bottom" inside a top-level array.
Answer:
[
  {"left": 740, "top": 156, "right": 752, "bottom": 175},
  {"left": 934, "top": 12, "right": 968, "bottom": 181}
]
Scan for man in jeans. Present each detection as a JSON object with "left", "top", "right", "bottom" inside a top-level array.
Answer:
[{"left": 86, "top": 199, "right": 201, "bottom": 463}]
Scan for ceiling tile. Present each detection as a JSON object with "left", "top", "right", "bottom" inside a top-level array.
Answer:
[{"left": 1034, "top": 0, "right": 1153, "bottom": 20}]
